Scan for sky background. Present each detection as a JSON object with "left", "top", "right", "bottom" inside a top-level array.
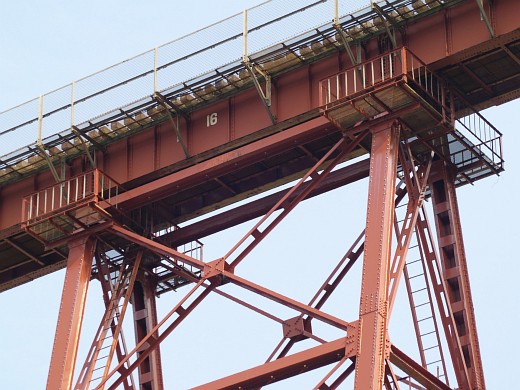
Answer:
[{"left": 0, "top": 1, "right": 518, "bottom": 389}]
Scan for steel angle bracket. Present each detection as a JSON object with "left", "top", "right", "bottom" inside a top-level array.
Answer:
[
  {"left": 35, "top": 144, "right": 61, "bottom": 183},
  {"left": 333, "top": 24, "right": 360, "bottom": 67},
  {"left": 476, "top": 0, "right": 495, "bottom": 38},
  {"left": 71, "top": 126, "right": 97, "bottom": 168},
  {"left": 372, "top": 4, "right": 400, "bottom": 50},
  {"left": 154, "top": 92, "right": 190, "bottom": 159},
  {"left": 154, "top": 91, "right": 190, "bottom": 123},
  {"left": 244, "top": 60, "right": 277, "bottom": 125},
  {"left": 332, "top": 24, "right": 367, "bottom": 89}
]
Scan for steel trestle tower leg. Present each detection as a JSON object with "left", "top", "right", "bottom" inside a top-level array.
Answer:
[
  {"left": 47, "top": 236, "right": 96, "bottom": 390},
  {"left": 429, "top": 161, "right": 485, "bottom": 389},
  {"left": 132, "top": 271, "right": 165, "bottom": 390},
  {"left": 354, "top": 121, "right": 400, "bottom": 389}
]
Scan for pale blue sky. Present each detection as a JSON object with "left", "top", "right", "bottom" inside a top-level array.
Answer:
[{"left": 0, "top": 1, "right": 518, "bottom": 389}]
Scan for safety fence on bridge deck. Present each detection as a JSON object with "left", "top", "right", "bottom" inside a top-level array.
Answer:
[{"left": 0, "top": 0, "right": 468, "bottom": 185}]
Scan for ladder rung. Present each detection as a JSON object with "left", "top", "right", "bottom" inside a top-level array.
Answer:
[
  {"left": 422, "top": 344, "right": 439, "bottom": 352},
  {"left": 420, "top": 330, "right": 437, "bottom": 337},
  {"left": 414, "top": 301, "right": 430, "bottom": 309},
  {"left": 95, "top": 354, "right": 109, "bottom": 362},
  {"left": 412, "top": 287, "right": 427, "bottom": 294},
  {"left": 408, "top": 273, "right": 424, "bottom": 279},
  {"left": 427, "top": 359, "right": 442, "bottom": 366},
  {"left": 406, "top": 258, "right": 422, "bottom": 265},
  {"left": 417, "top": 316, "right": 433, "bottom": 322},
  {"left": 408, "top": 244, "right": 419, "bottom": 249}
]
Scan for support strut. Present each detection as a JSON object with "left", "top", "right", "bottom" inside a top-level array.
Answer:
[
  {"left": 354, "top": 120, "right": 400, "bottom": 389},
  {"left": 47, "top": 237, "right": 96, "bottom": 390}
]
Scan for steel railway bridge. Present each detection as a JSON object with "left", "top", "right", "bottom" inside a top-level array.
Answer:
[{"left": 0, "top": 0, "right": 518, "bottom": 388}]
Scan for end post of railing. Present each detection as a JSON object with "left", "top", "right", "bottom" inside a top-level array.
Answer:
[
  {"left": 498, "top": 135, "right": 504, "bottom": 169},
  {"left": 441, "top": 80, "right": 447, "bottom": 124},
  {"left": 93, "top": 169, "right": 100, "bottom": 202},
  {"left": 401, "top": 47, "right": 408, "bottom": 83},
  {"left": 71, "top": 81, "right": 75, "bottom": 130},
  {"left": 153, "top": 47, "right": 158, "bottom": 97},
  {"left": 450, "top": 89, "right": 456, "bottom": 125},
  {"left": 242, "top": 9, "right": 248, "bottom": 64},
  {"left": 37, "top": 95, "right": 43, "bottom": 146},
  {"left": 319, "top": 79, "right": 326, "bottom": 107},
  {"left": 21, "top": 197, "right": 28, "bottom": 222}
]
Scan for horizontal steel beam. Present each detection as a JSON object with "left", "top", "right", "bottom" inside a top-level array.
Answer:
[
  {"left": 193, "top": 337, "right": 356, "bottom": 390},
  {"left": 108, "top": 116, "right": 331, "bottom": 212},
  {"left": 389, "top": 345, "right": 451, "bottom": 390},
  {"left": 164, "top": 158, "right": 370, "bottom": 247}
]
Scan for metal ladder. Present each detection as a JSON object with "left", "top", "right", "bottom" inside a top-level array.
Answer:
[
  {"left": 402, "top": 213, "right": 449, "bottom": 385},
  {"left": 74, "top": 252, "right": 142, "bottom": 389}
]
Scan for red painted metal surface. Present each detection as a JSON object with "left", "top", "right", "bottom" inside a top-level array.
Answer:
[
  {"left": 354, "top": 121, "right": 400, "bottom": 389},
  {"left": 0, "top": 0, "right": 517, "bottom": 231},
  {"left": 131, "top": 273, "right": 164, "bottom": 390},
  {"left": 0, "top": 0, "right": 519, "bottom": 388},
  {"left": 46, "top": 237, "right": 95, "bottom": 390},
  {"left": 429, "top": 160, "right": 485, "bottom": 389}
]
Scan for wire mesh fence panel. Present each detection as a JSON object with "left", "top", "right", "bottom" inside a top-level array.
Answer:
[
  {"left": 0, "top": 0, "right": 453, "bottom": 164},
  {"left": 246, "top": 0, "right": 375, "bottom": 55},
  {"left": 247, "top": 0, "right": 331, "bottom": 55},
  {"left": 155, "top": 12, "right": 243, "bottom": 92},
  {"left": 73, "top": 50, "right": 155, "bottom": 124},
  {"left": 41, "top": 85, "right": 73, "bottom": 141},
  {"left": 338, "top": 0, "right": 380, "bottom": 17},
  {"left": 0, "top": 98, "right": 39, "bottom": 158}
]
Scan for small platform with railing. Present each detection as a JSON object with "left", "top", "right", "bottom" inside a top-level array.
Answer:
[
  {"left": 21, "top": 169, "right": 123, "bottom": 246},
  {"left": 319, "top": 46, "right": 503, "bottom": 186}
]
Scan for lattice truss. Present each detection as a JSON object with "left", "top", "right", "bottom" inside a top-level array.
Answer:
[{"left": 62, "top": 122, "right": 482, "bottom": 389}]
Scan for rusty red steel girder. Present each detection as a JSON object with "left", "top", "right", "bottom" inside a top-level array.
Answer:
[
  {"left": 354, "top": 121, "right": 400, "bottom": 389},
  {"left": 29, "top": 0, "right": 520, "bottom": 386},
  {"left": 429, "top": 161, "right": 485, "bottom": 389},
  {"left": 44, "top": 117, "right": 489, "bottom": 389}
]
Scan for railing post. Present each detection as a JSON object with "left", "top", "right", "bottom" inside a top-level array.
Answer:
[
  {"left": 450, "top": 89, "right": 456, "bottom": 125},
  {"left": 441, "top": 81, "right": 447, "bottom": 123},
  {"left": 38, "top": 95, "right": 43, "bottom": 145},
  {"left": 94, "top": 170, "right": 99, "bottom": 201},
  {"left": 401, "top": 48, "right": 408, "bottom": 82},
  {"left": 71, "top": 81, "right": 75, "bottom": 130},
  {"left": 153, "top": 47, "right": 158, "bottom": 96},
  {"left": 22, "top": 198, "right": 27, "bottom": 222},
  {"left": 242, "top": 9, "right": 248, "bottom": 63}
]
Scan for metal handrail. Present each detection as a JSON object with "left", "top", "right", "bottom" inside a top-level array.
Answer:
[
  {"left": 319, "top": 47, "right": 405, "bottom": 106},
  {"left": 319, "top": 46, "right": 503, "bottom": 171},
  {"left": 22, "top": 169, "right": 123, "bottom": 222}
]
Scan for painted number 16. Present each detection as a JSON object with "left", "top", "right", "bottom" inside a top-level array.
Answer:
[{"left": 206, "top": 112, "right": 218, "bottom": 127}]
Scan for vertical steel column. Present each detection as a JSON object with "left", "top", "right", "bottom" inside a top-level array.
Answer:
[
  {"left": 47, "top": 236, "right": 95, "bottom": 390},
  {"left": 132, "top": 271, "right": 164, "bottom": 390},
  {"left": 354, "top": 121, "right": 400, "bottom": 390},
  {"left": 429, "top": 161, "right": 485, "bottom": 389}
]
